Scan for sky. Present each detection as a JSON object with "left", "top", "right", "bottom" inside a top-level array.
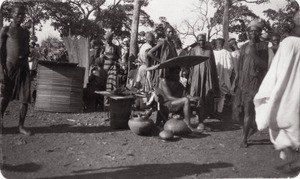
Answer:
[{"left": 34, "top": 0, "right": 289, "bottom": 45}]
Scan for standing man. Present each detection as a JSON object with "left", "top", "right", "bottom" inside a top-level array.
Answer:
[
  {"left": 135, "top": 32, "right": 155, "bottom": 92},
  {"left": 213, "top": 38, "right": 233, "bottom": 114},
  {"left": 254, "top": 6, "right": 300, "bottom": 170},
  {"left": 0, "top": 5, "right": 32, "bottom": 135},
  {"left": 233, "top": 20, "right": 268, "bottom": 148},
  {"left": 188, "top": 33, "right": 220, "bottom": 132}
]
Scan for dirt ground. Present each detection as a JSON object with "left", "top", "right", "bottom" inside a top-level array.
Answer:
[{"left": 1, "top": 101, "right": 299, "bottom": 179}]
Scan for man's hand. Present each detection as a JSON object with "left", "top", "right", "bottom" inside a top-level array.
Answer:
[{"left": 145, "top": 64, "right": 159, "bottom": 71}]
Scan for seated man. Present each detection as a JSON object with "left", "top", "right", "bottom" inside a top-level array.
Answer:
[{"left": 151, "top": 67, "right": 199, "bottom": 132}]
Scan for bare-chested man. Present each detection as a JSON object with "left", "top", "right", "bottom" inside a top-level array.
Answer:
[{"left": 0, "top": 5, "right": 32, "bottom": 135}]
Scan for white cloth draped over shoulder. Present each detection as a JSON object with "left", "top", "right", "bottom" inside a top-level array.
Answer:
[
  {"left": 213, "top": 49, "right": 233, "bottom": 113},
  {"left": 135, "top": 43, "right": 152, "bottom": 92},
  {"left": 254, "top": 36, "right": 300, "bottom": 150},
  {"left": 213, "top": 49, "right": 233, "bottom": 94}
]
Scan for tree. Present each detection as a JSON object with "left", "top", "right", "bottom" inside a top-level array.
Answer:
[
  {"left": 212, "top": 2, "right": 260, "bottom": 42},
  {"left": 95, "top": 0, "right": 153, "bottom": 38},
  {"left": 176, "top": 0, "right": 222, "bottom": 42},
  {"left": 43, "top": 0, "right": 153, "bottom": 39},
  {"left": 129, "top": 0, "right": 142, "bottom": 66},
  {"left": 263, "top": 0, "right": 299, "bottom": 37},
  {"left": 212, "top": 0, "right": 270, "bottom": 43},
  {"left": 1, "top": 0, "right": 153, "bottom": 40},
  {"left": 1, "top": 1, "right": 51, "bottom": 39},
  {"left": 42, "top": 0, "right": 106, "bottom": 38}
]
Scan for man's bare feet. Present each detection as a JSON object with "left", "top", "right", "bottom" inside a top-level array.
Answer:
[
  {"left": 18, "top": 127, "right": 32, "bottom": 136},
  {"left": 248, "top": 127, "right": 258, "bottom": 138}
]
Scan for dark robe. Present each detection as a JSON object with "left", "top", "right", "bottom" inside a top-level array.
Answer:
[
  {"left": 233, "top": 41, "right": 268, "bottom": 122},
  {"left": 188, "top": 45, "right": 220, "bottom": 118}
]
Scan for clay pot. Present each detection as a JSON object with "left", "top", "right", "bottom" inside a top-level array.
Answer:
[
  {"left": 159, "top": 130, "right": 174, "bottom": 140},
  {"left": 164, "top": 116, "right": 192, "bottom": 135},
  {"left": 128, "top": 115, "right": 154, "bottom": 136}
]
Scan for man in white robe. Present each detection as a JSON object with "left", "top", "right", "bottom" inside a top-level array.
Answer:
[
  {"left": 254, "top": 34, "right": 300, "bottom": 156},
  {"left": 213, "top": 38, "right": 233, "bottom": 113}
]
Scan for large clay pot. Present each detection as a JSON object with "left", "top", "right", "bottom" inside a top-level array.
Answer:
[
  {"left": 128, "top": 115, "right": 154, "bottom": 136},
  {"left": 164, "top": 116, "right": 192, "bottom": 135}
]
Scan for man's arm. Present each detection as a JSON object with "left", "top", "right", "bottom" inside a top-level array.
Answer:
[
  {"left": 0, "top": 27, "right": 9, "bottom": 83},
  {"left": 148, "top": 41, "right": 163, "bottom": 63}
]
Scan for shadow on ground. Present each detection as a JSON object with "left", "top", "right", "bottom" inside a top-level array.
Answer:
[
  {"left": 2, "top": 124, "right": 123, "bottom": 135},
  {"left": 42, "top": 162, "right": 233, "bottom": 179},
  {"left": 1, "top": 162, "right": 42, "bottom": 173},
  {"left": 248, "top": 139, "right": 272, "bottom": 147},
  {"left": 205, "top": 121, "right": 241, "bottom": 132}
]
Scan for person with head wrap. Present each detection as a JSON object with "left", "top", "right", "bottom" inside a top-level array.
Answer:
[
  {"left": 254, "top": 4, "right": 300, "bottom": 172},
  {"left": 100, "top": 31, "right": 121, "bottom": 91},
  {"left": 188, "top": 33, "right": 220, "bottom": 132},
  {"left": 134, "top": 32, "right": 155, "bottom": 92},
  {"left": 233, "top": 19, "right": 269, "bottom": 148},
  {"left": 147, "top": 23, "right": 198, "bottom": 132}
]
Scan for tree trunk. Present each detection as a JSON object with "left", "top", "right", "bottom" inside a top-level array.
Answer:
[
  {"left": 128, "top": 0, "right": 141, "bottom": 71},
  {"left": 222, "top": 0, "right": 230, "bottom": 47}
]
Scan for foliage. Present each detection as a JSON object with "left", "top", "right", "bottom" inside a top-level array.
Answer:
[
  {"left": 1, "top": 1, "right": 50, "bottom": 37},
  {"left": 95, "top": 0, "right": 154, "bottom": 39},
  {"left": 213, "top": 4, "right": 258, "bottom": 34},
  {"left": 263, "top": 0, "right": 299, "bottom": 37},
  {"left": 211, "top": 0, "right": 269, "bottom": 42},
  {"left": 1, "top": 0, "right": 154, "bottom": 40},
  {"left": 176, "top": 0, "right": 222, "bottom": 42},
  {"left": 42, "top": 0, "right": 105, "bottom": 38},
  {"left": 40, "top": 36, "right": 65, "bottom": 60}
]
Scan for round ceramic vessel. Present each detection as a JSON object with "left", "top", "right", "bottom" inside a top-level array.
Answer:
[
  {"left": 163, "top": 117, "right": 192, "bottom": 135},
  {"left": 128, "top": 115, "right": 154, "bottom": 136}
]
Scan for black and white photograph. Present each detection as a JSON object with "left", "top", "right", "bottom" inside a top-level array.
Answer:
[{"left": 0, "top": 0, "right": 300, "bottom": 178}]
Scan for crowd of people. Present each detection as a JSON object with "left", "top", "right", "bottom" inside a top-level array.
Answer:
[{"left": 0, "top": 2, "right": 300, "bottom": 174}]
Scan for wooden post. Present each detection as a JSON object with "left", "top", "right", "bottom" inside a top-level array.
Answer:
[{"left": 128, "top": 0, "right": 142, "bottom": 71}]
